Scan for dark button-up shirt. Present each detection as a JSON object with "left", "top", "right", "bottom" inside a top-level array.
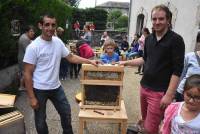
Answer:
[{"left": 141, "top": 30, "right": 185, "bottom": 92}]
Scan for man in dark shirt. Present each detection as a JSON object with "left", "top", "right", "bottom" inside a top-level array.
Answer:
[{"left": 120, "top": 5, "right": 185, "bottom": 134}]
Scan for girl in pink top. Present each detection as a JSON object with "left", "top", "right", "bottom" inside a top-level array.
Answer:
[{"left": 162, "top": 74, "right": 200, "bottom": 134}]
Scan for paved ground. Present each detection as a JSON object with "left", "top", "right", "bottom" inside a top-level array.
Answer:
[{"left": 15, "top": 67, "right": 142, "bottom": 134}]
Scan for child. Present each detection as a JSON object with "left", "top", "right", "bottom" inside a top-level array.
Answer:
[
  {"left": 126, "top": 34, "right": 140, "bottom": 59},
  {"left": 76, "top": 40, "right": 94, "bottom": 74},
  {"left": 100, "top": 39, "right": 119, "bottom": 64},
  {"left": 162, "top": 74, "right": 200, "bottom": 134}
]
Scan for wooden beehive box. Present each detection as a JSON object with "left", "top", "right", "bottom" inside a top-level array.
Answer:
[
  {"left": 0, "top": 108, "right": 25, "bottom": 134},
  {"left": 80, "top": 64, "right": 124, "bottom": 110}
]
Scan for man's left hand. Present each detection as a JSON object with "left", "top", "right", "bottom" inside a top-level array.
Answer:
[{"left": 160, "top": 94, "right": 174, "bottom": 110}]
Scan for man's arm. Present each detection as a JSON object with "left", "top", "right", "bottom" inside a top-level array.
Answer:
[
  {"left": 65, "top": 53, "right": 98, "bottom": 66},
  {"left": 160, "top": 35, "right": 185, "bottom": 109},
  {"left": 119, "top": 57, "right": 144, "bottom": 66},
  {"left": 160, "top": 75, "right": 180, "bottom": 109},
  {"left": 24, "top": 63, "right": 39, "bottom": 109}
]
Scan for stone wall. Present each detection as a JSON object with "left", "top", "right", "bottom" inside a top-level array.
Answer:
[{"left": 0, "top": 65, "right": 19, "bottom": 91}]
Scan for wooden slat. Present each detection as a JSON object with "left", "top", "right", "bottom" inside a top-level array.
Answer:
[
  {"left": 79, "top": 100, "right": 127, "bottom": 119},
  {"left": 80, "top": 102, "right": 120, "bottom": 110},
  {"left": 80, "top": 80, "right": 123, "bottom": 86},
  {"left": 82, "top": 64, "right": 124, "bottom": 72}
]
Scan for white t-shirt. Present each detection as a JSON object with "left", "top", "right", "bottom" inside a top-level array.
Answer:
[
  {"left": 171, "top": 102, "right": 200, "bottom": 134},
  {"left": 23, "top": 36, "right": 70, "bottom": 90}
]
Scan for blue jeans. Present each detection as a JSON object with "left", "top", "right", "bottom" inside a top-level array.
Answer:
[
  {"left": 34, "top": 86, "right": 73, "bottom": 134},
  {"left": 60, "top": 58, "right": 69, "bottom": 79}
]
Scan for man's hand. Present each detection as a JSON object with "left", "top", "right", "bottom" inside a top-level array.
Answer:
[
  {"left": 88, "top": 60, "right": 101, "bottom": 66},
  {"left": 30, "top": 97, "right": 39, "bottom": 109},
  {"left": 160, "top": 94, "right": 174, "bottom": 110},
  {"left": 119, "top": 61, "right": 127, "bottom": 66}
]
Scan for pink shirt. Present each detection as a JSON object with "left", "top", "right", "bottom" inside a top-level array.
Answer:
[
  {"left": 138, "top": 35, "right": 145, "bottom": 50},
  {"left": 162, "top": 102, "right": 180, "bottom": 134}
]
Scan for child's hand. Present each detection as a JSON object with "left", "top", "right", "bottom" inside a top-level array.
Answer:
[
  {"left": 111, "top": 61, "right": 116, "bottom": 65},
  {"left": 97, "top": 60, "right": 104, "bottom": 65}
]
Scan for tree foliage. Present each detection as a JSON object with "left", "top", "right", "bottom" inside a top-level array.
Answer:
[
  {"left": 107, "top": 10, "right": 128, "bottom": 31},
  {"left": 115, "top": 15, "right": 128, "bottom": 29},
  {"left": 107, "top": 10, "right": 122, "bottom": 22}
]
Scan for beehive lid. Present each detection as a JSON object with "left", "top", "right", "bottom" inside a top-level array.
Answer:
[{"left": 0, "top": 94, "right": 16, "bottom": 108}]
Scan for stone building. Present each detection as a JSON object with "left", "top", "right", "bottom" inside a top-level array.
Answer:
[
  {"left": 96, "top": 1, "right": 130, "bottom": 30},
  {"left": 96, "top": 1, "right": 129, "bottom": 16},
  {"left": 128, "top": 0, "right": 200, "bottom": 52}
]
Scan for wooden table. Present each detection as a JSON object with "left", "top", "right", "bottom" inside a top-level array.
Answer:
[{"left": 78, "top": 100, "right": 128, "bottom": 134}]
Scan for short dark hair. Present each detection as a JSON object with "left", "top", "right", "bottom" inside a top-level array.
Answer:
[
  {"left": 24, "top": 25, "right": 35, "bottom": 32},
  {"left": 38, "top": 13, "right": 56, "bottom": 25},
  {"left": 184, "top": 74, "right": 200, "bottom": 93},
  {"left": 151, "top": 4, "right": 172, "bottom": 23}
]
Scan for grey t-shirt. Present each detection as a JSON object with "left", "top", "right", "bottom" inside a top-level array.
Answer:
[
  {"left": 18, "top": 33, "right": 31, "bottom": 71},
  {"left": 82, "top": 31, "right": 92, "bottom": 44}
]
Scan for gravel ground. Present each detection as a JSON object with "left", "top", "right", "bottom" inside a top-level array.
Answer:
[{"left": 15, "top": 67, "right": 142, "bottom": 134}]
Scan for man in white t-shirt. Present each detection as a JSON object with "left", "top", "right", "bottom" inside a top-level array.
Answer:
[{"left": 23, "top": 13, "right": 97, "bottom": 134}]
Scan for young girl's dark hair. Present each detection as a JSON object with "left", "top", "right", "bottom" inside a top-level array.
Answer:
[{"left": 183, "top": 74, "right": 200, "bottom": 93}]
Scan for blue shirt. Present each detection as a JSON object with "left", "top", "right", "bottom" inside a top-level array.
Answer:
[
  {"left": 100, "top": 52, "right": 119, "bottom": 64},
  {"left": 177, "top": 52, "right": 200, "bottom": 94}
]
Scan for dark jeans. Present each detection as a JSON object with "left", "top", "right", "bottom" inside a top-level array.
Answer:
[
  {"left": 60, "top": 58, "right": 69, "bottom": 78},
  {"left": 69, "top": 63, "right": 79, "bottom": 78},
  {"left": 33, "top": 86, "right": 73, "bottom": 134}
]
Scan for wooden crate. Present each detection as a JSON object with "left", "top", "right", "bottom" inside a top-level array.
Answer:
[
  {"left": 80, "top": 64, "right": 124, "bottom": 110},
  {"left": 79, "top": 100, "right": 128, "bottom": 134},
  {"left": 0, "top": 108, "right": 25, "bottom": 134}
]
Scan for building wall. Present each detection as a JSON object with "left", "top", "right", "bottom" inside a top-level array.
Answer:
[{"left": 129, "top": 0, "right": 200, "bottom": 53}]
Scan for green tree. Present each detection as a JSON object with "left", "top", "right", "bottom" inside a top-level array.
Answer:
[
  {"left": 115, "top": 15, "right": 128, "bottom": 29},
  {"left": 107, "top": 10, "right": 128, "bottom": 31},
  {"left": 107, "top": 10, "right": 122, "bottom": 29}
]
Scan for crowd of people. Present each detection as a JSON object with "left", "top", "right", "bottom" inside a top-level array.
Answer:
[{"left": 16, "top": 4, "right": 200, "bottom": 134}]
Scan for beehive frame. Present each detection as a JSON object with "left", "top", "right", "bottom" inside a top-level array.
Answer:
[{"left": 80, "top": 64, "right": 124, "bottom": 110}]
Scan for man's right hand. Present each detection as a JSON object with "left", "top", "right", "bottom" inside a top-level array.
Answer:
[
  {"left": 30, "top": 97, "right": 39, "bottom": 109},
  {"left": 119, "top": 61, "right": 127, "bottom": 66}
]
